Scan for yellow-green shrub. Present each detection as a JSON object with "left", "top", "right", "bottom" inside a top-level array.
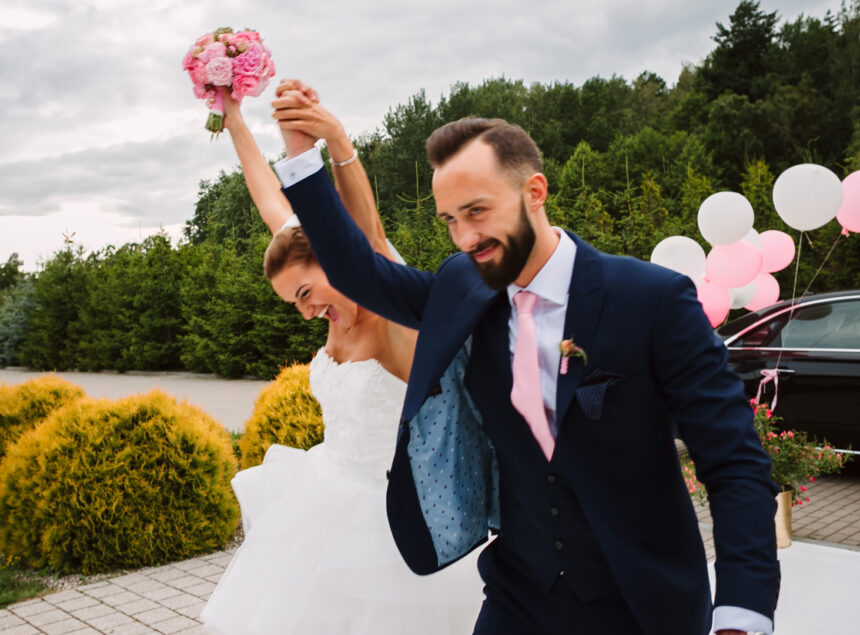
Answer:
[
  {"left": 0, "top": 390, "right": 239, "bottom": 574},
  {"left": 0, "top": 375, "right": 86, "bottom": 460},
  {"left": 239, "top": 363, "right": 323, "bottom": 469}
]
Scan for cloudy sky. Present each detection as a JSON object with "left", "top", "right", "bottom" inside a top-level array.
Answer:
[{"left": 0, "top": 0, "right": 839, "bottom": 270}]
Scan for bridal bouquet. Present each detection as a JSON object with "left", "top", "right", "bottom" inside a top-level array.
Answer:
[{"left": 182, "top": 27, "right": 276, "bottom": 135}]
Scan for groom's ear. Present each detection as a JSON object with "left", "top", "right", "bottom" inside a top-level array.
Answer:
[{"left": 523, "top": 172, "right": 548, "bottom": 212}]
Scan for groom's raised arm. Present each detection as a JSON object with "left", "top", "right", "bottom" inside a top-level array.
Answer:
[{"left": 274, "top": 148, "right": 434, "bottom": 330}]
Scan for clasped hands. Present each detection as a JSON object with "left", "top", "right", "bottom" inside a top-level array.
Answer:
[{"left": 269, "top": 79, "right": 354, "bottom": 162}]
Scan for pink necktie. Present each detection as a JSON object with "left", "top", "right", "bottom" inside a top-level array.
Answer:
[{"left": 511, "top": 291, "right": 555, "bottom": 460}]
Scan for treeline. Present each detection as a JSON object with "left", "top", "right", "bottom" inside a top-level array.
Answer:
[
  {"left": 1, "top": 0, "right": 859, "bottom": 378},
  {"left": 0, "top": 237, "right": 326, "bottom": 378}
]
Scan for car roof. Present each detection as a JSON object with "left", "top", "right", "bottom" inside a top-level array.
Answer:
[{"left": 716, "top": 289, "right": 860, "bottom": 339}]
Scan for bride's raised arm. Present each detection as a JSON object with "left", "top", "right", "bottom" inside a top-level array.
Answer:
[{"left": 222, "top": 92, "right": 291, "bottom": 235}]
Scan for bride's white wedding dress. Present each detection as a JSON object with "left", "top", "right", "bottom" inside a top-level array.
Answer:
[{"left": 201, "top": 349, "right": 484, "bottom": 634}]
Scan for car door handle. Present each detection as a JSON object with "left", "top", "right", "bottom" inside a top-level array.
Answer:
[{"left": 773, "top": 367, "right": 796, "bottom": 374}]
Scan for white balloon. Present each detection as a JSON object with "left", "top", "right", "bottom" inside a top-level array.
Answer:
[
  {"left": 650, "top": 236, "right": 706, "bottom": 280},
  {"left": 742, "top": 228, "right": 762, "bottom": 250},
  {"left": 773, "top": 164, "right": 843, "bottom": 231},
  {"left": 730, "top": 282, "right": 756, "bottom": 309},
  {"left": 697, "top": 192, "right": 755, "bottom": 246}
]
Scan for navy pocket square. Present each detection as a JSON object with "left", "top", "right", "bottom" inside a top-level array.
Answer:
[{"left": 575, "top": 370, "right": 628, "bottom": 420}]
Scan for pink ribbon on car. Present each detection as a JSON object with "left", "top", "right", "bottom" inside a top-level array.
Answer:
[{"left": 755, "top": 368, "right": 779, "bottom": 411}]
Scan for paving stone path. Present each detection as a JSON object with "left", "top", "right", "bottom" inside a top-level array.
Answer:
[{"left": 1, "top": 549, "right": 235, "bottom": 634}]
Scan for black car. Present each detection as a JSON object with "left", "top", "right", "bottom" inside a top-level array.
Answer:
[{"left": 716, "top": 290, "right": 860, "bottom": 454}]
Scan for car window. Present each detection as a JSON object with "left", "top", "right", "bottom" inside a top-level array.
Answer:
[
  {"left": 781, "top": 300, "right": 860, "bottom": 349},
  {"left": 738, "top": 317, "right": 785, "bottom": 347}
]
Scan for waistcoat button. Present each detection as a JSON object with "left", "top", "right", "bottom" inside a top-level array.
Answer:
[
  {"left": 554, "top": 540, "right": 564, "bottom": 551},
  {"left": 546, "top": 473, "right": 557, "bottom": 484},
  {"left": 550, "top": 506, "right": 560, "bottom": 517}
]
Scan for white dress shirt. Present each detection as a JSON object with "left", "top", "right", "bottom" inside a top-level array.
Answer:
[
  {"left": 273, "top": 146, "right": 773, "bottom": 635},
  {"left": 506, "top": 228, "right": 575, "bottom": 438}
]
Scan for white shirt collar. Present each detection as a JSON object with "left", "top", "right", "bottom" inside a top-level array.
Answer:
[{"left": 506, "top": 228, "right": 576, "bottom": 307}]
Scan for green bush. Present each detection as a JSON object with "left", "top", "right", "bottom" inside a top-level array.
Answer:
[
  {"left": 239, "top": 364, "right": 324, "bottom": 469},
  {"left": 0, "top": 391, "right": 239, "bottom": 574},
  {"left": 0, "top": 375, "right": 86, "bottom": 460},
  {"left": 0, "top": 279, "right": 34, "bottom": 367}
]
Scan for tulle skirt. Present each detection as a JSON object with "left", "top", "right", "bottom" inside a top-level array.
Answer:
[{"left": 201, "top": 444, "right": 484, "bottom": 634}]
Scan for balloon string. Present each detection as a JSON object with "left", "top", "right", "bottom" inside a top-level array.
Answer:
[
  {"left": 762, "top": 229, "right": 805, "bottom": 410},
  {"left": 779, "top": 229, "right": 804, "bottom": 356},
  {"left": 801, "top": 232, "right": 842, "bottom": 297}
]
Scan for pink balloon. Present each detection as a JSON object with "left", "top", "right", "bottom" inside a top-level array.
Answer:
[
  {"left": 695, "top": 278, "right": 731, "bottom": 327},
  {"left": 705, "top": 240, "right": 763, "bottom": 288},
  {"left": 759, "top": 230, "right": 795, "bottom": 273},
  {"left": 744, "top": 273, "right": 780, "bottom": 312},
  {"left": 837, "top": 171, "right": 860, "bottom": 233}
]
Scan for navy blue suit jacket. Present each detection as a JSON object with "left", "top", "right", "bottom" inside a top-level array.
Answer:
[{"left": 284, "top": 167, "right": 780, "bottom": 633}]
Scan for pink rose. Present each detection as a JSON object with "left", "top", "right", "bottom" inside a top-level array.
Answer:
[
  {"left": 236, "top": 30, "right": 260, "bottom": 42},
  {"left": 232, "top": 35, "right": 251, "bottom": 52},
  {"left": 253, "top": 76, "right": 270, "bottom": 96},
  {"left": 198, "top": 42, "right": 226, "bottom": 64},
  {"left": 205, "top": 57, "right": 233, "bottom": 86},
  {"left": 195, "top": 33, "right": 214, "bottom": 47},
  {"left": 189, "top": 64, "right": 208, "bottom": 88},
  {"left": 262, "top": 57, "right": 276, "bottom": 79},
  {"left": 193, "top": 84, "right": 215, "bottom": 101},
  {"left": 182, "top": 48, "right": 198, "bottom": 71},
  {"left": 232, "top": 43, "right": 264, "bottom": 76},
  {"left": 231, "top": 74, "right": 260, "bottom": 100}
]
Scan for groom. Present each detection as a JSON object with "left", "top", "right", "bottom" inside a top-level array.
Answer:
[{"left": 272, "top": 84, "right": 779, "bottom": 635}]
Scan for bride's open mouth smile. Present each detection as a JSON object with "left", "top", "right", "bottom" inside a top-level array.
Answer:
[{"left": 318, "top": 305, "right": 340, "bottom": 322}]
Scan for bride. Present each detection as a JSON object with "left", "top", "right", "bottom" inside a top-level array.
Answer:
[{"left": 200, "top": 82, "right": 483, "bottom": 634}]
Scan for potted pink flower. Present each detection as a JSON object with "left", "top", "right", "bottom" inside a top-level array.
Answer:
[{"left": 682, "top": 401, "right": 851, "bottom": 547}]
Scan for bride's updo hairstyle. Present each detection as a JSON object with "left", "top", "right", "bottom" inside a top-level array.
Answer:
[
  {"left": 263, "top": 227, "right": 317, "bottom": 281},
  {"left": 426, "top": 117, "right": 542, "bottom": 186}
]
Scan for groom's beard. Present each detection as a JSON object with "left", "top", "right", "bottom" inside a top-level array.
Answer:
[{"left": 468, "top": 202, "right": 535, "bottom": 291}]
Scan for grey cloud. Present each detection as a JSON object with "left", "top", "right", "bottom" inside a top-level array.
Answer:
[
  {"left": 0, "top": 131, "right": 242, "bottom": 225},
  {"left": 0, "top": 0, "right": 840, "bottom": 260}
]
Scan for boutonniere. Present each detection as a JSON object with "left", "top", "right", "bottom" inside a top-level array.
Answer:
[{"left": 559, "top": 338, "right": 587, "bottom": 375}]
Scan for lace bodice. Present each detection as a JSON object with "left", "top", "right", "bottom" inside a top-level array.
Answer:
[{"left": 309, "top": 348, "right": 407, "bottom": 485}]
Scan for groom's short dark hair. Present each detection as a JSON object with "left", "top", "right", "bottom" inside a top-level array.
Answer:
[{"left": 426, "top": 118, "right": 542, "bottom": 183}]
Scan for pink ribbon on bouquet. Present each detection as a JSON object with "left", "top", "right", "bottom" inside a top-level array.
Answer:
[{"left": 755, "top": 368, "right": 779, "bottom": 411}]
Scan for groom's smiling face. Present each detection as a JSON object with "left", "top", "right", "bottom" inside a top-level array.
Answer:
[{"left": 433, "top": 139, "right": 536, "bottom": 290}]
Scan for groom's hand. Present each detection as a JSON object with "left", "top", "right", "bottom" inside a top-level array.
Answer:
[{"left": 272, "top": 79, "right": 317, "bottom": 158}]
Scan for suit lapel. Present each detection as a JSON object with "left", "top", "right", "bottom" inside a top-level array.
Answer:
[{"left": 556, "top": 235, "right": 606, "bottom": 425}]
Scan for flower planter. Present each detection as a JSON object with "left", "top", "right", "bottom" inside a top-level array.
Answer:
[{"left": 775, "top": 490, "right": 792, "bottom": 549}]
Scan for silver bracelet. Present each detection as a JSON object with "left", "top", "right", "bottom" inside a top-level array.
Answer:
[{"left": 329, "top": 148, "right": 358, "bottom": 167}]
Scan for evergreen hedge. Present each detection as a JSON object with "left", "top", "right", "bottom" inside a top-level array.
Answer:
[
  {"left": 0, "top": 375, "right": 85, "bottom": 460},
  {"left": 239, "top": 364, "right": 323, "bottom": 469},
  {"left": 0, "top": 391, "right": 239, "bottom": 574}
]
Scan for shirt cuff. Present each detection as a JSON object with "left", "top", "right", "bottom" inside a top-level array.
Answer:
[
  {"left": 273, "top": 146, "right": 324, "bottom": 188},
  {"left": 712, "top": 605, "right": 773, "bottom": 634}
]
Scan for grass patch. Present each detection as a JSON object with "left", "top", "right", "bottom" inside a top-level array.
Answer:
[
  {"left": 0, "top": 557, "right": 50, "bottom": 608},
  {"left": 230, "top": 430, "right": 242, "bottom": 462}
]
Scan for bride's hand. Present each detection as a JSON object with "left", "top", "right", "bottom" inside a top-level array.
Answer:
[
  {"left": 272, "top": 80, "right": 353, "bottom": 162},
  {"left": 222, "top": 89, "right": 243, "bottom": 131},
  {"left": 272, "top": 79, "right": 317, "bottom": 158}
]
